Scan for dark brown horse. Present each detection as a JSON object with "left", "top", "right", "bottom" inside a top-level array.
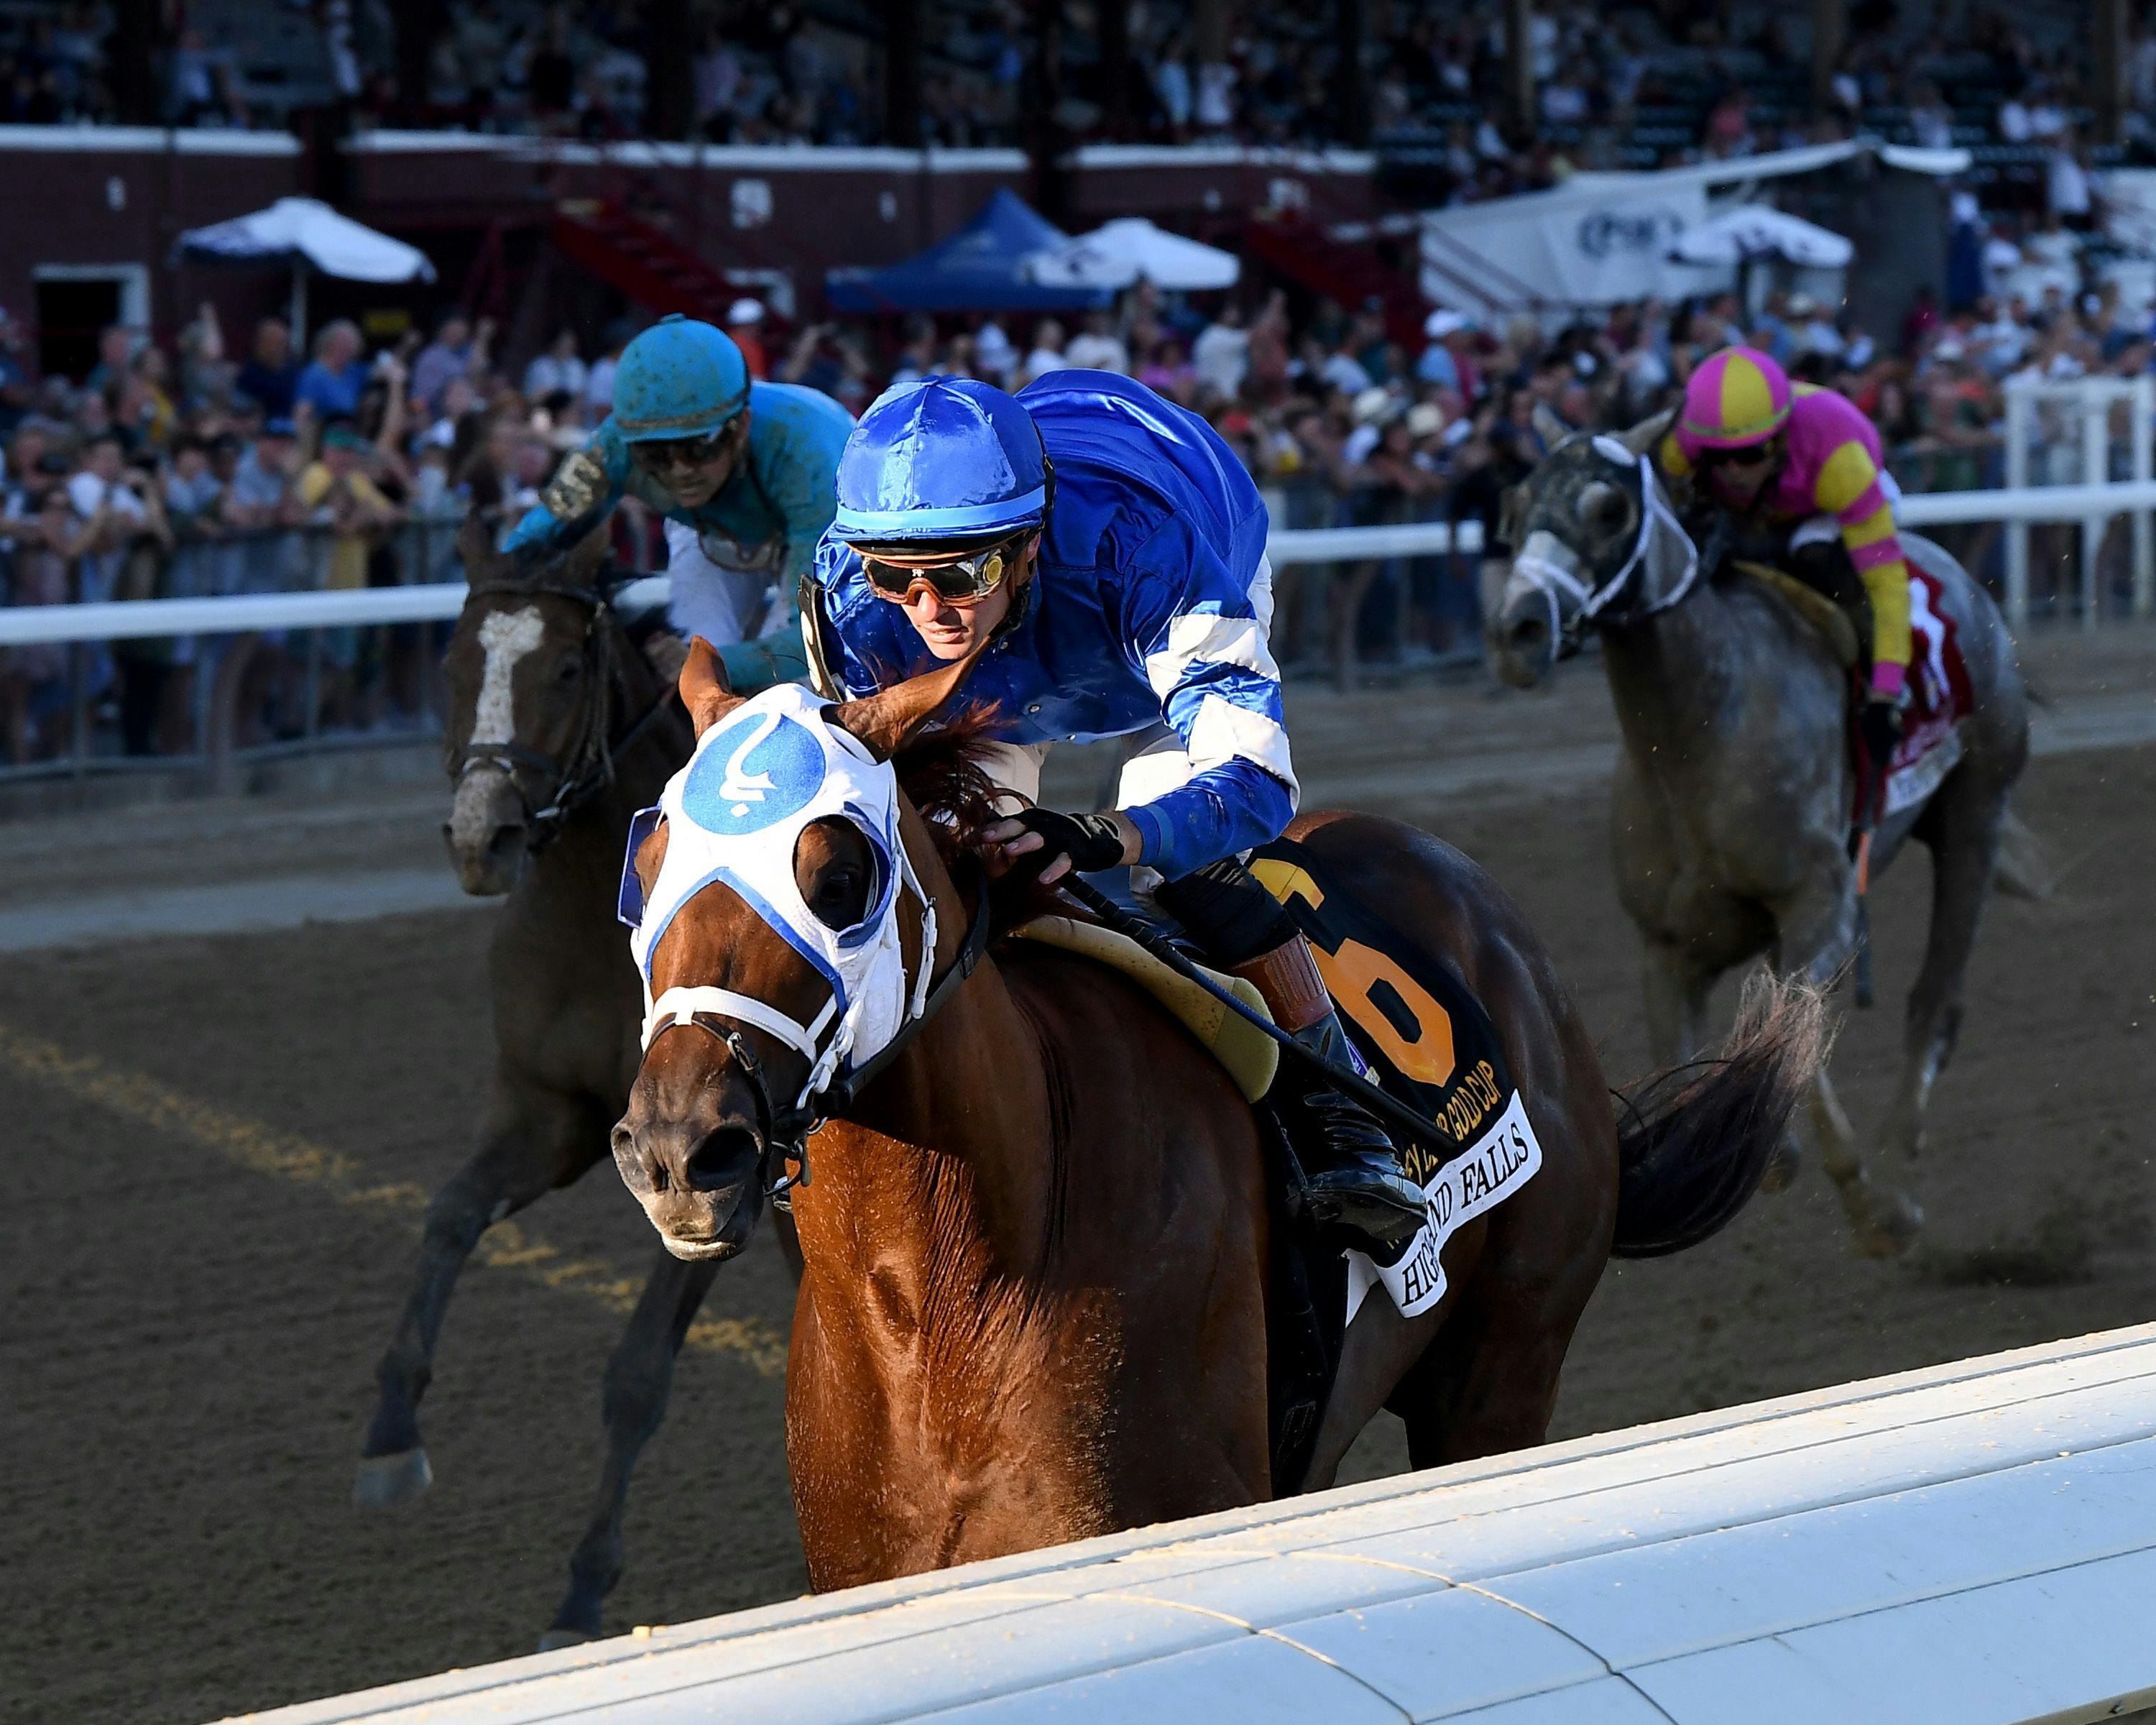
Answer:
[
  {"left": 611, "top": 643, "right": 1827, "bottom": 1588},
  {"left": 354, "top": 518, "right": 771, "bottom": 1646}
]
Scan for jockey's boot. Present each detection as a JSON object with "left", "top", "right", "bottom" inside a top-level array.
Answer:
[
  {"left": 1151, "top": 857, "right": 1426, "bottom": 1260},
  {"left": 1231, "top": 937, "right": 1429, "bottom": 1264}
]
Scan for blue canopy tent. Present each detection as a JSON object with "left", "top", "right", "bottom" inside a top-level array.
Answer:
[{"left": 826, "top": 189, "right": 1112, "bottom": 315}]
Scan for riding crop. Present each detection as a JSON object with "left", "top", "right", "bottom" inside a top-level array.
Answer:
[{"left": 1057, "top": 874, "right": 1459, "bottom": 1154}]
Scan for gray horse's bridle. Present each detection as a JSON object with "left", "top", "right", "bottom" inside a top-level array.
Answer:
[{"left": 1511, "top": 439, "right": 1700, "bottom": 654}]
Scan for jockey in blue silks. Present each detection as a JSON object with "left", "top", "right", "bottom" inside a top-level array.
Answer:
[
  {"left": 804, "top": 370, "right": 1427, "bottom": 1259},
  {"left": 505, "top": 313, "right": 853, "bottom": 693}
]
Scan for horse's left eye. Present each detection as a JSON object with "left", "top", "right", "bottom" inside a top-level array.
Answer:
[
  {"left": 811, "top": 870, "right": 862, "bottom": 927},
  {"left": 556, "top": 657, "right": 583, "bottom": 683}
]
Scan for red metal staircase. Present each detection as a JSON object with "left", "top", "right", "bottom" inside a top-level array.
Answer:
[
  {"left": 1242, "top": 214, "right": 1429, "bottom": 349},
  {"left": 549, "top": 198, "right": 738, "bottom": 323}
]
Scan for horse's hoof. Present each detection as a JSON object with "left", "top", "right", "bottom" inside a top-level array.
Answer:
[
  {"left": 1854, "top": 1191, "right": 1925, "bottom": 1259},
  {"left": 538, "top": 1626, "right": 598, "bottom": 1653},
  {"left": 1759, "top": 1139, "right": 1801, "bottom": 1193},
  {"left": 352, "top": 1446, "right": 433, "bottom": 1509}
]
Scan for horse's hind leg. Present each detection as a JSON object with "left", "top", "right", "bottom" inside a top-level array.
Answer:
[
  {"left": 355, "top": 1080, "right": 606, "bottom": 1507},
  {"left": 1878, "top": 783, "right": 2006, "bottom": 1167},
  {"left": 1773, "top": 880, "right": 1923, "bottom": 1257},
  {"left": 543, "top": 1248, "right": 721, "bottom": 1649}
]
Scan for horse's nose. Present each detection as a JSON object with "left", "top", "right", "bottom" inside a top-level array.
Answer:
[
  {"left": 683, "top": 1123, "right": 763, "bottom": 1194},
  {"left": 611, "top": 1119, "right": 670, "bottom": 1194}
]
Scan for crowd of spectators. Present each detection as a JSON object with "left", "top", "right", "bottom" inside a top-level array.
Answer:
[
  {"left": 2, "top": 185, "right": 2150, "bottom": 765},
  {"left": 15, "top": 0, "right": 2156, "bottom": 182}
]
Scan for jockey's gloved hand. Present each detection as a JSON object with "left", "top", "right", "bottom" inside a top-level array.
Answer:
[
  {"left": 1859, "top": 690, "right": 1904, "bottom": 769},
  {"left": 977, "top": 807, "right": 1133, "bottom": 886}
]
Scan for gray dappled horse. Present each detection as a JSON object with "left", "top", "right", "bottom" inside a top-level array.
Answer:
[
  {"left": 1490, "top": 405, "right": 2033, "bottom": 1256},
  {"left": 353, "top": 518, "right": 778, "bottom": 1647}
]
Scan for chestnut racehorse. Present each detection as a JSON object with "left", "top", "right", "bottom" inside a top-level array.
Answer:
[{"left": 613, "top": 642, "right": 1827, "bottom": 1588}]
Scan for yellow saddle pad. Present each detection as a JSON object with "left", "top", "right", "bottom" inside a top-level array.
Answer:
[
  {"left": 1007, "top": 916, "right": 1279, "bottom": 1103},
  {"left": 1733, "top": 558, "right": 1861, "bottom": 668}
]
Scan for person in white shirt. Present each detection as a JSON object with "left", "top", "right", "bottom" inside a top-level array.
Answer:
[
  {"left": 1023, "top": 318, "right": 1068, "bottom": 382},
  {"left": 1063, "top": 309, "right": 1130, "bottom": 374},
  {"left": 1192, "top": 303, "right": 1249, "bottom": 397},
  {"left": 522, "top": 328, "right": 589, "bottom": 401}
]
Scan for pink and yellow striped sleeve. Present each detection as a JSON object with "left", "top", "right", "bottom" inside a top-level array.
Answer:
[{"left": 1814, "top": 440, "right": 1911, "bottom": 694}]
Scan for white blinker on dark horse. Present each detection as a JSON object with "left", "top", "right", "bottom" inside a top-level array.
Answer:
[{"left": 1492, "top": 405, "right": 2038, "bottom": 1256}]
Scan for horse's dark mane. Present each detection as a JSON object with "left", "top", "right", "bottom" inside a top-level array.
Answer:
[
  {"left": 894, "top": 704, "right": 1005, "bottom": 870},
  {"left": 893, "top": 704, "right": 1061, "bottom": 925}
]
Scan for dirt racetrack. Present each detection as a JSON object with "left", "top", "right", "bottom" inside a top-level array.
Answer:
[{"left": 4, "top": 628, "right": 2154, "bottom": 1724}]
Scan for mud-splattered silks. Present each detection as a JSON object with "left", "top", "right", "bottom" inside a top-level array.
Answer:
[{"left": 617, "top": 684, "right": 936, "bottom": 1110}]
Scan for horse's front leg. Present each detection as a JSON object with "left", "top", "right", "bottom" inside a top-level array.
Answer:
[
  {"left": 355, "top": 1077, "right": 608, "bottom": 1506},
  {"left": 543, "top": 1246, "right": 722, "bottom": 1648},
  {"left": 1773, "top": 877, "right": 1923, "bottom": 1257},
  {"left": 1641, "top": 938, "right": 1715, "bottom": 1067}
]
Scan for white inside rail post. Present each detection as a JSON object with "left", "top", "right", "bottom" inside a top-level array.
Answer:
[
  {"left": 2003, "top": 381, "right": 2030, "bottom": 629},
  {"left": 2081, "top": 390, "right": 2108, "bottom": 630},
  {"left": 2135, "top": 374, "right": 2155, "bottom": 617}
]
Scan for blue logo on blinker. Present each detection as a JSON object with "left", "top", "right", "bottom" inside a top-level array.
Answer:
[{"left": 680, "top": 710, "right": 826, "bottom": 836}]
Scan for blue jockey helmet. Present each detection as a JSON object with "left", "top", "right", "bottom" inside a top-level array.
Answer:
[
  {"left": 832, "top": 377, "right": 1049, "bottom": 547},
  {"left": 612, "top": 314, "right": 750, "bottom": 443}
]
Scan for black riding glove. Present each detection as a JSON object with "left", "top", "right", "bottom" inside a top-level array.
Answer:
[
  {"left": 1013, "top": 807, "right": 1128, "bottom": 875},
  {"left": 1859, "top": 692, "right": 1904, "bottom": 770}
]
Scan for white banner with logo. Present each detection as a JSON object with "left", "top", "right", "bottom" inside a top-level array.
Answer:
[{"left": 1422, "top": 177, "right": 1720, "bottom": 313}]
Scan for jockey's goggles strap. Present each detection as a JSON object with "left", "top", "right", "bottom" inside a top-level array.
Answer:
[{"left": 862, "top": 540, "right": 1018, "bottom": 606}]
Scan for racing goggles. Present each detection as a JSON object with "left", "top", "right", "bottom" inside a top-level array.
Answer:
[
  {"left": 861, "top": 538, "right": 1021, "bottom": 607},
  {"left": 628, "top": 423, "right": 740, "bottom": 474},
  {"left": 1699, "top": 440, "right": 1777, "bottom": 472}
]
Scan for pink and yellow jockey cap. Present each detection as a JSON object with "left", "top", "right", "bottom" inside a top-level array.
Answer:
[{"left": 1681, "top": 346, "right": 1792, "bottom": 448}]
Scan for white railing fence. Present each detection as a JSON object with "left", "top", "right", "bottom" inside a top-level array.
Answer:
[{"left": 0, "top": 484, "right": 2149, "bottom": 786}]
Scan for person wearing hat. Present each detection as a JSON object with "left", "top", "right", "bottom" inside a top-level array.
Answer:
[
  {"left": 506, "top": 312, "right": 854, "bottom": 691},
  {"left": 1661, "top": 344, "right": 1913, "bottom": 774},
  {"left": 798, "top": 369, "right": 1429, "bottom": 1261},
  {"left": 725, "top": 298, "right": 768, "bottom": 380}
]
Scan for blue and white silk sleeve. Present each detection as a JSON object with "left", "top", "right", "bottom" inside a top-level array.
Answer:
[{"left": 1119, "top": 518, "right": 1296, "bottom": 878}]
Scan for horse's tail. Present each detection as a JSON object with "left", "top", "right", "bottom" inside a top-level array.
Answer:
[{"left": 1608, "top": 974, "right": 1830, "bottom": 1259}]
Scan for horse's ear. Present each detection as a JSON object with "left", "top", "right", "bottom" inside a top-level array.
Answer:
[
  {"left": 566, "top": 520, "right": 612, "bottom": 585},
  {"left": 1618, "top": 406, "right": 1678, "bottom": 459},
  {"left": 828, "top": 640, "right": 989, "bottom": 762},
  {"left": 1531, "top": 400, "right": 1572, "bottom": 451},
  {"left": 456, "top": 512, "right": 497, "bottom": 580},
  {"left": 679, "top": 636, "right": 743, "bottom": 736}
]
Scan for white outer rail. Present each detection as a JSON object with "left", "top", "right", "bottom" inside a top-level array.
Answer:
[
  {"left": 224, "top": 1324, "right": 2156, "bottom": 1724},
  {"left": 6, "top": 481, "right": 2155, "bottom": 648},
  {"left": 0, "top": 523, "right": 1485, "bottom": 647}
]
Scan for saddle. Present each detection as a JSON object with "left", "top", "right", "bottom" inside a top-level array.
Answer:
[{"left": 1015, "top": 838, "right": 1527, "bottom": 1495}]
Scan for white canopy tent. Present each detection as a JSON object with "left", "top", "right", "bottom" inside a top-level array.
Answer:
[
  {"left": 173, "top": 197, "right": 437, "bottom": 348},
  {"left": 1023, "top": 216, "right": 1240, "bottom": 293},
  {"left": 1668, "top": 204, "right": 1855, "bottom": 268}
]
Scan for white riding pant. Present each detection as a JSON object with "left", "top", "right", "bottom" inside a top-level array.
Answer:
[{"left": 663, "top": 519, "right": 789, "bottom": 649}]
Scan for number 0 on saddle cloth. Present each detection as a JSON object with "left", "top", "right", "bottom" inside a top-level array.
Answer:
[{"left": 1253, "top": 839, "right": 1544, "bottom": 1323}]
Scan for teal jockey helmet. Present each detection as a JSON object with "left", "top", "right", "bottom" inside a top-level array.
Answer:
[
  {"left": 832, "top": 376, "right": 1050, "bottom": 547},
  {"left": 612, "top": 313, "right": 751, "bottom": 443}
]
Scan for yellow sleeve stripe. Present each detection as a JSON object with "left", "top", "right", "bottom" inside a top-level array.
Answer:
[
  {"left": 1815, "top": 439, "right": 1881, "bottom": 515},
  {"left": 1658, "top": 431, "right": 1692, "bottom": 480},
  {"left": 1843, "top": 505, "right": 1899, "bottom": 550}
]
